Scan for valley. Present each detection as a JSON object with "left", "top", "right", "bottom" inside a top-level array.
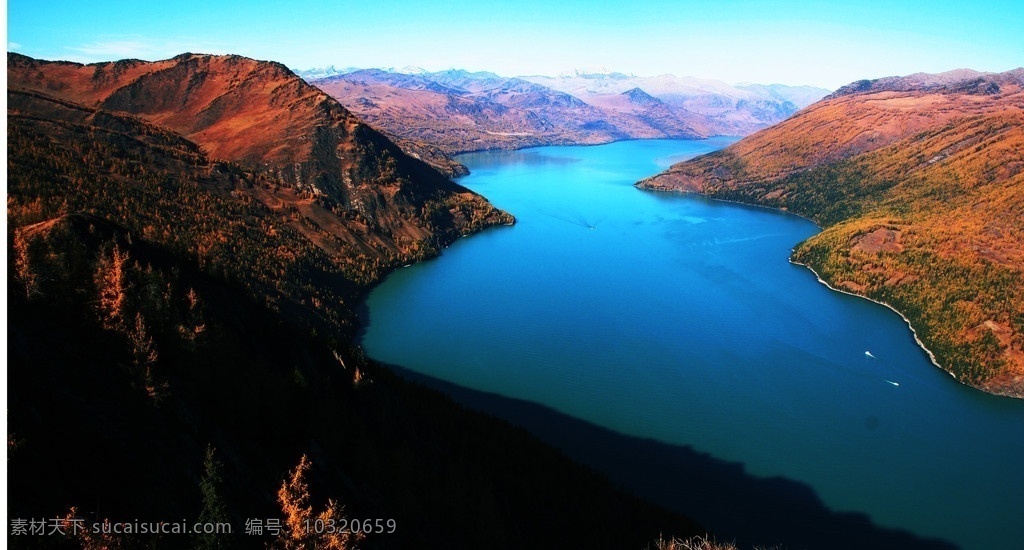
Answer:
[{"left": 6, "top": 21, "right": 1022, "bottom": 548}]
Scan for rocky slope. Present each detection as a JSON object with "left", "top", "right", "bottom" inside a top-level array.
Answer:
[{"left": 638, "top": 68, "right": 1024, "bottom": 397}]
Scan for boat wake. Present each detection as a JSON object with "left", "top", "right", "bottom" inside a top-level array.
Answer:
[{"left": 539, "top": 208, "right": 603, "bottom": 230}]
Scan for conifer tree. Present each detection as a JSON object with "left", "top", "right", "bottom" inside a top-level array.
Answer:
[
  {"left": 196, "top": 446, "right": 231, "bottom": 550},
  {"left": 276, "top": 455, "right": 362, "bottom": 549},
  {"left": 97, "top": 245, "right": 129, "bottom": 330}
]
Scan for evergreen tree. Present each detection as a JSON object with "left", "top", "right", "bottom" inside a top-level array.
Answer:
[{"left": 196, "top": 446, "right": 231, "bottom": 550}]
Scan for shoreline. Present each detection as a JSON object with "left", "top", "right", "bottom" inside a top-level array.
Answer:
[
  {"left": 788, "top": 258, "right": 951, "bottom": 380},
  {"left": 639, "top": 187, "right": 826, "bottom": 230},
  {"left": 633, "top": 185, "right": 1000, "bottom": 395},
  {"left": 447, "top": 135, "right": 741, "bottom": 176},
  {"left": 790, "top": 258, "right": 1022, "bottom": 400},
  {"left": 450, "top": 134, "right": 724, "bottom": 157}
]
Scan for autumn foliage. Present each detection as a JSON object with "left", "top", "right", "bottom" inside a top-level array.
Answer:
[{"left": 276, "top": 455, "right": 362, "bottom": 550}]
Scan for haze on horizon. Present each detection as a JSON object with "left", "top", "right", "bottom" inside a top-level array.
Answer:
[{"left": 7, "top": 0, "right": 1023, "bottom": 90}]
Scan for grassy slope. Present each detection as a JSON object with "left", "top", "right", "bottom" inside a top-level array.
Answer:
[{"left": 638, "top": 83, "right": 1024, "bottom": 397}]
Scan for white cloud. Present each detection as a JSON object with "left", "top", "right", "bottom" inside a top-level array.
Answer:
[
  {"left": 9, "top": 42, "right": 24, "bottom": 51},
  {"left": 69, "top": 40, "right": 156, "bottom": 59},
  {"left": 63, "top": 36, "right": 233, "bottom": 63}
]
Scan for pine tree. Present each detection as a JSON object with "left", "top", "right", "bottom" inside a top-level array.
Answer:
[
  {"left": 277, "top": 455, "right": 314, "bottom": 549},
  {"left": 96, "top": 244, "right": 129, "bottom": 330},
  {"left": 12, "top": 230, "right": 40, "bottom": 299},
  {"left": 276, "top": 455, "right": 362, "bottom": 549},
  {"left": 129, "top": 312, "right": 164, "bottom": 399},
  {"left": 196, "top": 446, "right": 231, "bottom": 550}
]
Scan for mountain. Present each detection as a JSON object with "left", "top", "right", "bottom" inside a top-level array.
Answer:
[
  {"left": 637, "top": 68, "right": 1024, "bottom": 397},
  {"left": 623, "top": 87, "right": 662, "bottom": 106},
  {"left": 309, "top": 68, "right": 711, "bottom": 158},
  {"left": 294, "top": 64, "right": 360, "bottom": 79},
  {"left": 736, "top": 83, "right": 834, "bottom": 109},
  {"left": 524, "top": 73, "right": 830, "bottom": 135},
  {"left": 8, "top": 52, "right": 511, "bottom": 283},
  {"left": 7, "top": 52, "right": 711, "bottom": 548},
  {"left": 8, "top": 52, "right": 715, "bottom": 547},
  {"left": 417, "top": 68, "right": 507, "bottom": 91}
]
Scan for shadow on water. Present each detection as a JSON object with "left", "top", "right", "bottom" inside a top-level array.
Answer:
[{"left": 385, "top": 363, "right": 959, "bottom": 550}]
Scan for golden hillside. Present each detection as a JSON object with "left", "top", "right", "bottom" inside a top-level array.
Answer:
[
  {"left": 8, "top": 53, "right": 513, "bottom": 288},
  {"left": 638, "top": 70, "right": 1024, "bottom": 397}
]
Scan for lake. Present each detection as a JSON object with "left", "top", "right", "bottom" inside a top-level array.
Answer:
[{"left": 360, "top": 139, "right": 1024, "bottom": 550}]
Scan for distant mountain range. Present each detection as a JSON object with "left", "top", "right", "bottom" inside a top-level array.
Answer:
[
  {"left": 638, "top": 67, "right": 1024, "bottom": 397},
  {"left": 522, "top": 71, "right": 827, "bottom": 133},
  {"left": 298, "top": 65, "right": 829, "bottom": 173}
]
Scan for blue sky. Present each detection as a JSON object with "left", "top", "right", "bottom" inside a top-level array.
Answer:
[{"left": 6, "top": 0, "right": 1023, "bottom": 89}]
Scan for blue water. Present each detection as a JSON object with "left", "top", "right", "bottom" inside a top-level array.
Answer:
[{"left": 360, "top": 139, "right": 1024, "bottom": 549}]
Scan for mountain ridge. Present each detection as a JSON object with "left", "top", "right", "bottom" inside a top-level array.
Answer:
[{"left": 826, "top": 67, "right": 1024, "bottom": 99}]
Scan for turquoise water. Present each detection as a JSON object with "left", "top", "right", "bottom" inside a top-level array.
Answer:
[{"left": 360, "top": 139, "right": 1024, "bottom": 549}]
